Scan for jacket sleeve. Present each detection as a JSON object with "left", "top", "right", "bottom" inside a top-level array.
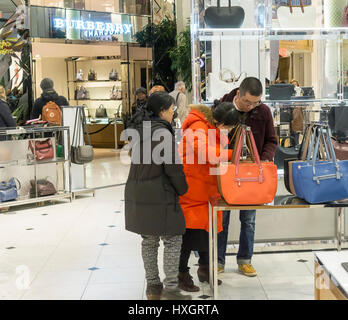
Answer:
[
  {"left": 31, "top": 100, "right": 41, "bottom": 119},
  {"left": 163, "top": 136, "right": 188, "bottom": 196},
  {"left": 261, "top": 106, "right": 278, "bottom": 161},
  {"left": 61, "top": 97, "right": 69, "bottom": 106},
  {"left": 0, "top": 102, "right": 16, "bottom": 127},
  {"left": 184, "top": 122, "right": 232, "bottom": 165}
]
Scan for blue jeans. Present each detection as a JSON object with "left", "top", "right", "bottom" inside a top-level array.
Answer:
[{"left": 217, "top": 210, "right": 256, "bottom": 265}]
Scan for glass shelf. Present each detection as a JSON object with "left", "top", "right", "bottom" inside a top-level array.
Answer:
[
  {"left": 74, "top": 99, "right": 122, "bottom": 101},
  {"left": 198, "top": 27, "right": 348, "bottom": 41},
  {"left": 73, "top": 81, "right": 122, "bottom": 88}
]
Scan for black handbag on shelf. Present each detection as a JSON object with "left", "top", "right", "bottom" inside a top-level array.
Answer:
[
  {"left": 269, "top": 84, "right": 295, "bottom": 100},
  {"left": 71, "top": 107, "right": 94, "bottom": 165},
  {"left": 95, "top": 104, "right": 107, "bottom": 118},
  {"left": 274, "top": 136, "right": 299, "bottom": 170},
  {"left": 204, "top": 0, "right": 245, "bottom": 28}
]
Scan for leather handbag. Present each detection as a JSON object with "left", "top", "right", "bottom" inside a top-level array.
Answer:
[
  {"left": 204, "top": 0, "right": 245, "bottom": 28},
  {"left": 331, "top": 137, "right": 348, "bottom": 160},
  {"left": 0, "top": 178, "right": 20, "bottom": 202},
  {"left": 274, "top": 136, "right": 299, "bottom": 170},
  {"left": 277, "top": 0, "right": 317, "bottom": 28},
  {"left": 28, "top": 139, "right": 54, "bottom": 161},
  {"left": 109, "top": 69, "right": 118, "bottom": 81},
  {"left": 291, "top": 126, "right": 348, "bottom": 204},
  {"left": 110, "top": 86, "right": 122, "bottom": 100},
  {"left": 30, "top": 179, "right": 56, "bottom": 197},
  {"left": 88, "top": 69, "right": 97, "bottom": 81},
  {"left": 284, "top": 123, "right": 314, "bottom": 194},
  {"left": 95, "top": 104, "right": 107, "bottom": 118},
  {"left": 269, "top": 84, "right": 295, "bottom": 100},
  {"left": 71, "top": 107, "right": 94, "bottom": 165},
  {"left": 207, "top": 71, "right": 247, "bottom": 101},
  {"left": 291, "top": 107, "right": 304, "bottom": 132},
  {"left": 217, "top": 125, "right": 278, "bottom": 205},
  {"left": 75, "top": 86, "right": 89, "bottom": 100}
]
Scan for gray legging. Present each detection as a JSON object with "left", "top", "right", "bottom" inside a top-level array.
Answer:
[{"left": 141, "top": 235, "right": 182, "bottom": 289}]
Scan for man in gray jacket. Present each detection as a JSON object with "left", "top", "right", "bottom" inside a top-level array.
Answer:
[{"left": 169, "top": 81, "right": 188, "bottom": 126}]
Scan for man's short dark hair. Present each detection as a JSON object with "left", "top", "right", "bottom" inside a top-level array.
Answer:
[{"left": 239, "top": 77, "right": 263, "bottom": 97}]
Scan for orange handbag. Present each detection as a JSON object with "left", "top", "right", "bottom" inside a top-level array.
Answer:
[{"left": 217, "top": 125, "right": 278, "bottom": 205}]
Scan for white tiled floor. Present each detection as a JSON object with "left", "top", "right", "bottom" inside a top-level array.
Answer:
[
  {"left": 0, "top": 150, "right": 338, "bottom": 300},
  {"left": 0, "top": 184, "right": 321, "bottom": 300}
]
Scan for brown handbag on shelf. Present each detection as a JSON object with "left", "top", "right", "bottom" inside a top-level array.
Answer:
[
  {"left": 29, "top": 179, "right": 57, "bottom": 198},
  {"left": 28, "top": 139, "right": 54, "bottom": 161},
  {"left": 291, "top": 107, "right": 304, "bottom": 132},
  {"left": 331, "top": 137, "right": 348, "bottom": 160},
  {"left": 88, "top": 69, "right": 97, "bottom": 81}
]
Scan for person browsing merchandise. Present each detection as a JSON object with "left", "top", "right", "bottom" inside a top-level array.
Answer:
[{"left": 217, "top": 77, "right": 278, "bottom": 277}]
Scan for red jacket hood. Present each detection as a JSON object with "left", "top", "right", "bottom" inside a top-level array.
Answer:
[{"left": 182, "top": 105, "right": 215, "bottom": 132}]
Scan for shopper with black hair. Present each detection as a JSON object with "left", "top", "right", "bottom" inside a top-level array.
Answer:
[
  {"left": 125, "top": 91, "right": 191, "bottom": 300},
  {"left": 31, "top": 78, "right": 69, "bottom": 119},
  {"left": 177, "top": 102, "right": 239, "bottom": 292},
  {"left": 217, "top": 77, "right": 278, "bottom": 277},
  {"left": 131, "top": 87, "right": 147, "bottom": 114}
]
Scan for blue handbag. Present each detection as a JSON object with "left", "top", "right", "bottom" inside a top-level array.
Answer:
[
  {"left": 291, "top": 126, "right": 348, "bottom": 204},
  {"left": 0, "top": 178, "right": 20, "bottom": 202}
]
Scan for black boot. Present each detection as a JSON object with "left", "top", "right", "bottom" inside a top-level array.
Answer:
[
  {"left": 197, "top": 265, "right": 222, "bottom": 285},
  {"left": 178, "top": 272, "right": 200, "bottom": 292}
]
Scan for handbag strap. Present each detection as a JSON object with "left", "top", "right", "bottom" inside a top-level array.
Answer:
[
  {"left": 80, "top": 107, "right": 92, "bottom": 146},
  {"left": 72, "top": 107, "right": 80, "bottom": 147},
  {"left": 300, "top": 123, "right": 315, "bottom": 160}
]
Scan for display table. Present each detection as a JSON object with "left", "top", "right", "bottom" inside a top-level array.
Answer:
[
  {"left": 208, "top": 195, "right": 348, "bottom": 300},
  {"left": 85, "top": 120, "right": 124, "bottom": 148},
  {"left": 314, "top": 251, "right": 348, "bottom": 300}
]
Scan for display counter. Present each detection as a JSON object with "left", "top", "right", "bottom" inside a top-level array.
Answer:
[
  {"left": 314, "top": 251, "right": 348, "bottom": 300},
  {"left": 85, "top": 118, "right": 124, "bottom": 149}
]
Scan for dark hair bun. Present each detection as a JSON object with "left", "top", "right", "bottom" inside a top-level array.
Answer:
[{"left": 213, "top": 102, "right": 240, "bottom": 126}]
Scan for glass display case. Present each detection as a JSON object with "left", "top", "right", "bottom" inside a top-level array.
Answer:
[{"left": 191, "top": 0, "right": 348, "bottom": 104}]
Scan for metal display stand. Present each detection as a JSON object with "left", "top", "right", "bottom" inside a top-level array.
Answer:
[
  {"left": 0, "top": 126, "right": 72, "bottom": 209},
  {"left": 61, "top": 106, "right": 95, "bottom": 199}
]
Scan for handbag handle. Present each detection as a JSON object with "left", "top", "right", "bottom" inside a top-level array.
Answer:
[
  {"left": 289, "top": 0, "right": 304, "bottom": 14},
  {"left": 217, "top": 0, "right": 231, "bottom": 8},
  {"left": 233, "top": 126, "right": 264, "bottom": 184},
  {"left": 310, "top": 127, "right": 342, "bottom": 181}
]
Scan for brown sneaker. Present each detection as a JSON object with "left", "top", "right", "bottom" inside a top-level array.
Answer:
[
  {"left": 238, "top": 264, "right": 257, "bottom": 277},
  {"left": 178, "top": 272, "right": 200, "bottom": 292},
  {"left": 146, "top": 283, "right": 163, "bottom": 300},
  {"left": 197, "top": 265, "right": 222, "bottom": 285}
]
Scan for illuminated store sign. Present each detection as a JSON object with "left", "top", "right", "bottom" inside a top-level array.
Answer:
[{"left": 53, "top": 18, "right": 133, "bottom": 38}]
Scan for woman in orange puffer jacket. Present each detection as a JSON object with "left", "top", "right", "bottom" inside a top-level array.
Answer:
[{"left": 177, "top": 102, "right": 239, "bottom": 292}]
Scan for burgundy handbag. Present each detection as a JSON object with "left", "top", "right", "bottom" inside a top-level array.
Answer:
[
  {"left": 342, "top": 5, "right": 348, "bottom": 27},
  {"left": 30, "top": 179, "right": 57, "bottom": 197},
  {"left": 331, "top": 137, "right": 348, "bottom": 160},
  {"left": 29, "top": 139, "right": 54, "bottom": 161}
]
